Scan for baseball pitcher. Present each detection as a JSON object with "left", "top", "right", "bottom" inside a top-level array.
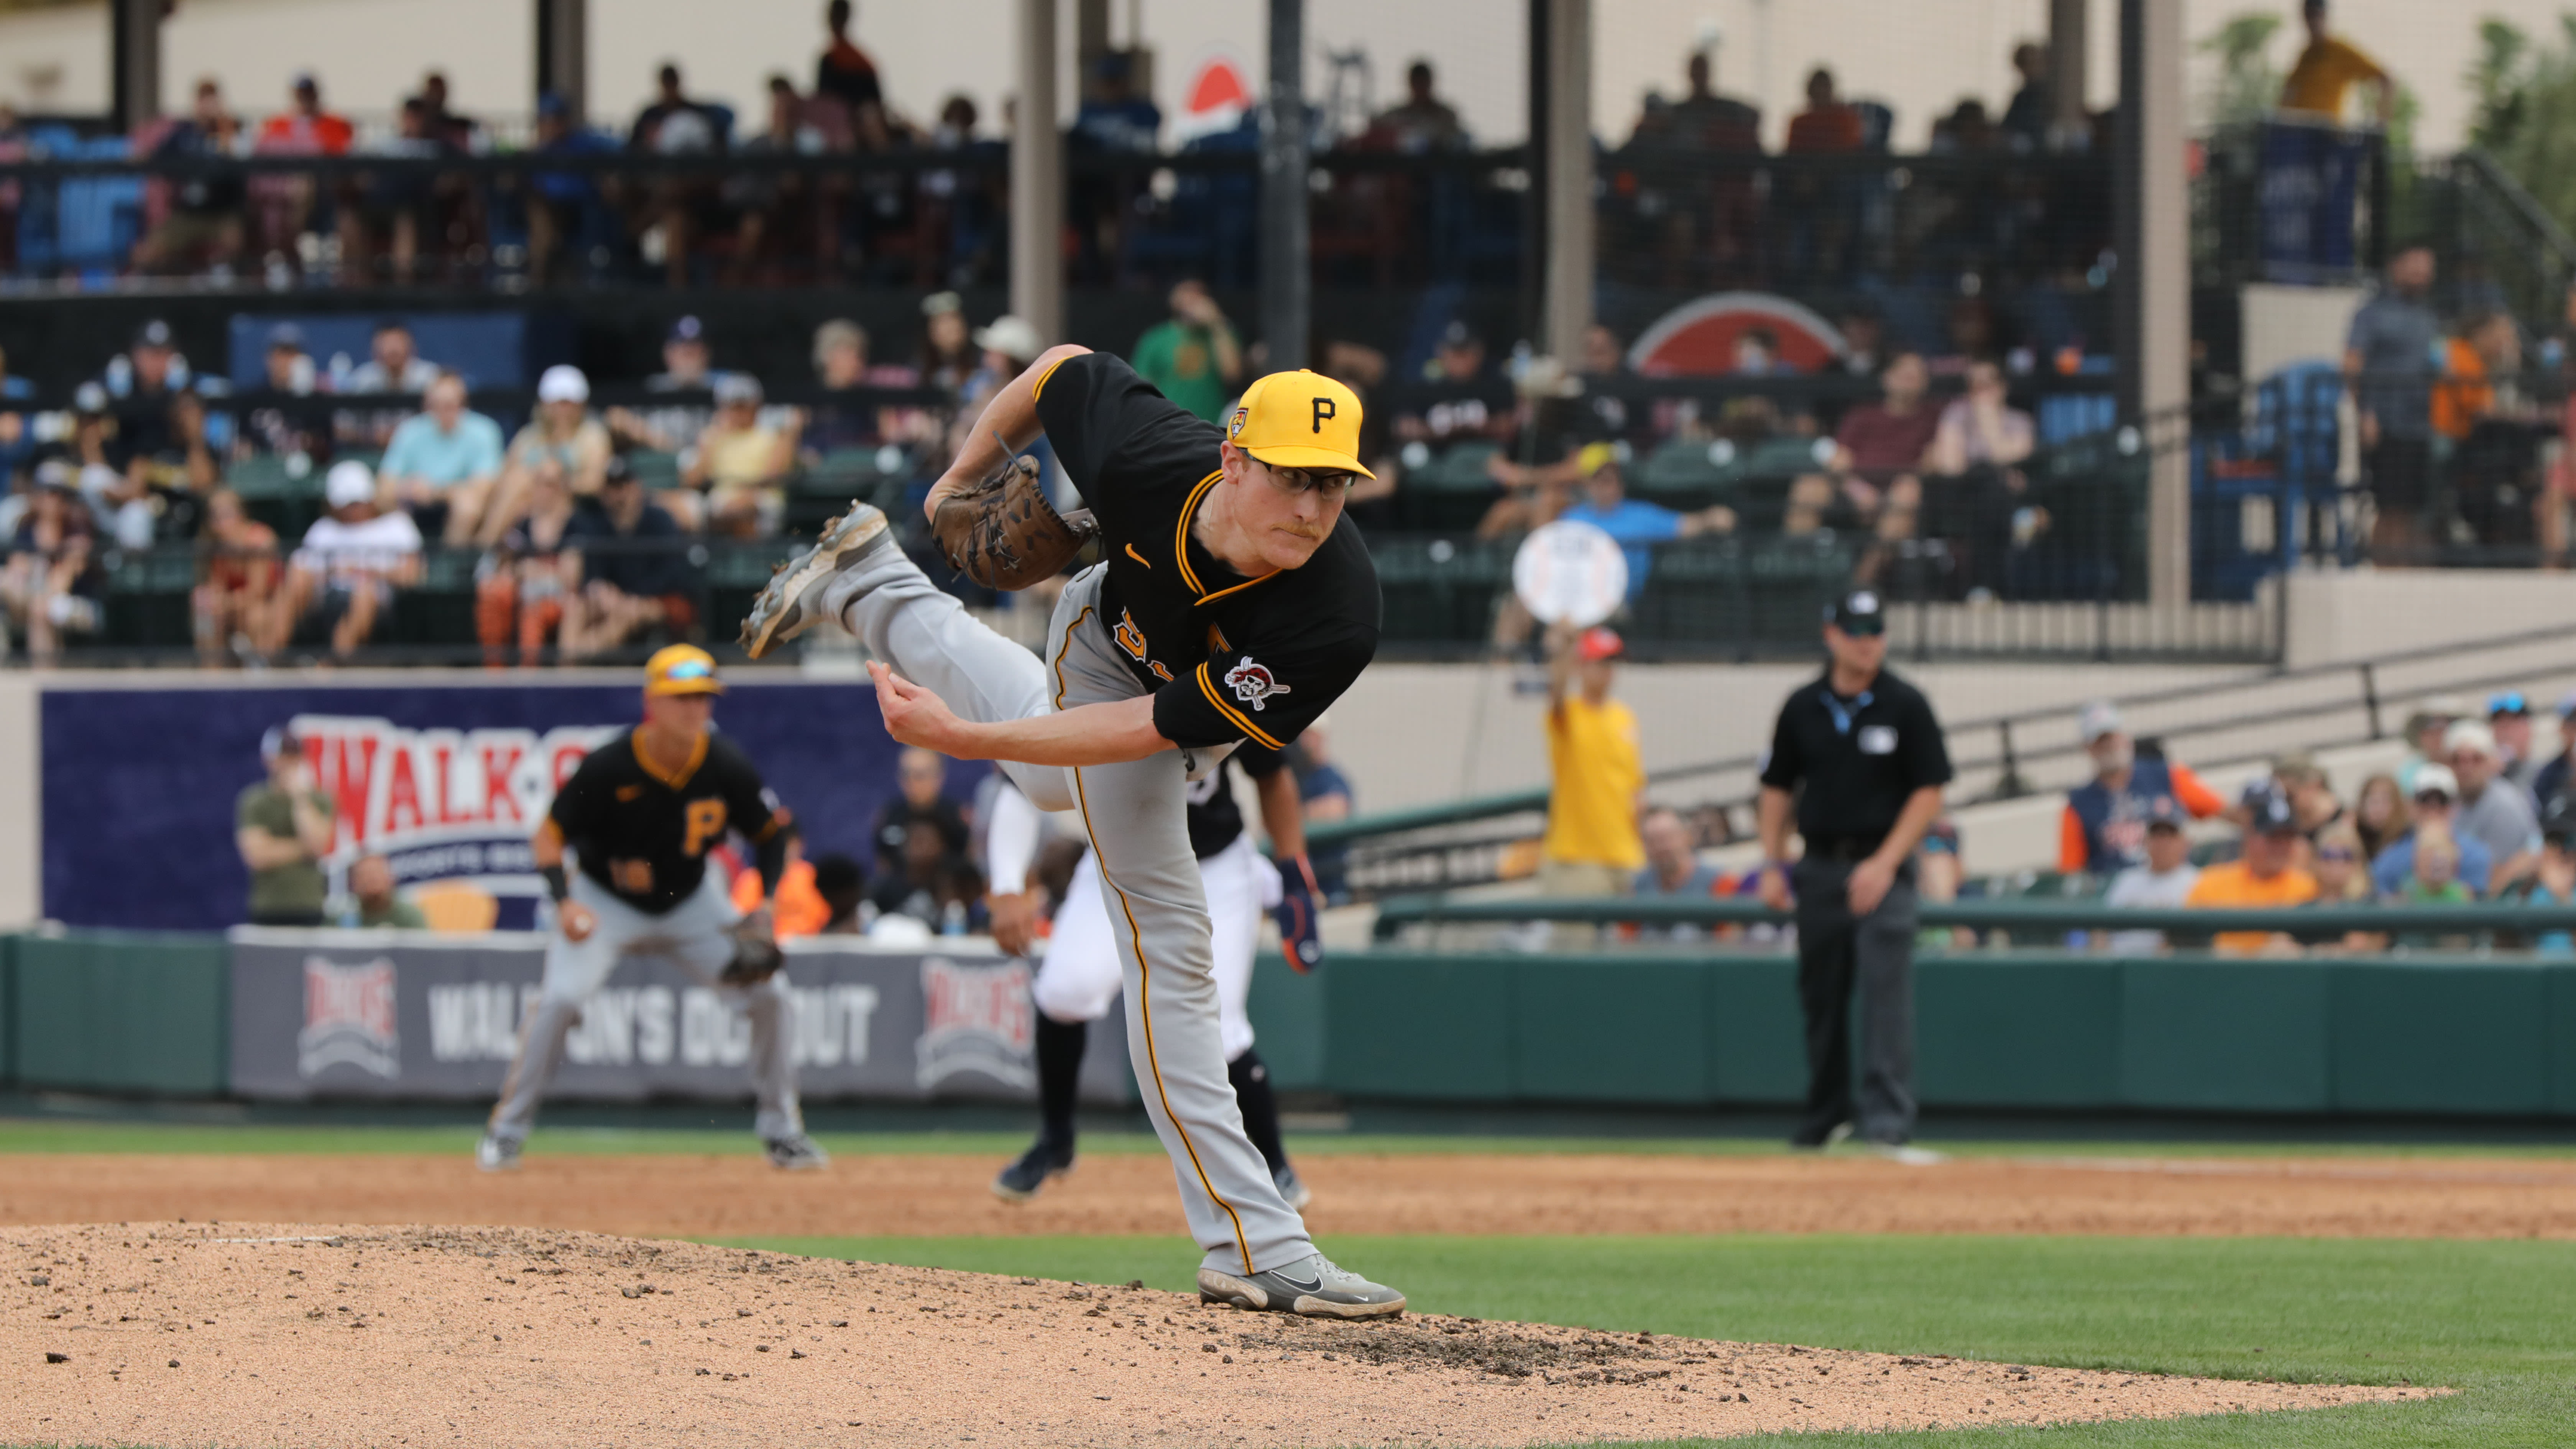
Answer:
[
  {"left": 476, "top": 644, "right": 828, "bottom": 1173},
  {"left": 741, "top": 353, "right": 1388, "bottom": 1317}
]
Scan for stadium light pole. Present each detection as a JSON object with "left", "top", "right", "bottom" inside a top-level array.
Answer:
[
  {"left": 1540, "top": 0, "right": 1594, "bottom": 363},
  {"left": 110, "top": 0, "right": 163, "bottom": 131},
  {"left": 2048, "top": 0, "right": 2087, "bottom": 140},
  {"left": 1259, "top": 0, "right": 1310, "bottom": 372},
  {"left": 1012, "top": 0, "right": 1066, "bottom": 344},
  {"left": 2116, "top": 0, "right": 2190, "bottom": 608},
  {"left": 535, "top": 0, "right": 587, "bottom": 121}
]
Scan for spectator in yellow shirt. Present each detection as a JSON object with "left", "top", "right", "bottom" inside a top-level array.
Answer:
[
  {"left": 1540, "top": 624, "right": 1645, "bottom": 925},
  {"left": 2185, "top": 785, "right": 2319, "bottom": 955},
  {"left": 2278, "top": 0, "right": 2392, "bottom": 125}
]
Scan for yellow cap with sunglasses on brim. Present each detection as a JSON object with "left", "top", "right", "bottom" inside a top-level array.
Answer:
[
  {"left": 1226, "top": 370, "right": 1375, "bottom": 479},
  {"left": 644, "top": 643, "right": 726, "bottom": 697}
]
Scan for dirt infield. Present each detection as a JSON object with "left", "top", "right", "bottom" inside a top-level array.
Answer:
[
  {"left": 3, "top": 1150, "right": 2573, "bottom": 1240},
  {"left": 1, "top": 1223, "right": 2428, "bottom": 1449}
]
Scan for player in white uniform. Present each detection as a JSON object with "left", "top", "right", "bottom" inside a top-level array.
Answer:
[{"left": 985, "top": 751, "right": 1316, "bottom": 1207}]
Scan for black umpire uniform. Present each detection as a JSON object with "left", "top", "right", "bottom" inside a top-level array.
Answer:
[{"left": 1757, "top": 590, "right": 1952, "bottom": 1149}]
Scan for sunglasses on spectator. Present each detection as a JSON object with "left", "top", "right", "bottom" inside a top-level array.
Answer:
[
  {"left": 2318, "top": 847, "right": 2357, "bottom": 862},
  {"left": 2415, "top": 790, "right": 2452, "bottom": 805}
]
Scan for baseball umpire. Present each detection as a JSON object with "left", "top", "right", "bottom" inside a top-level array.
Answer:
[
  {"left": 740, "top": 352, "right": 1390, "bottom": 1318},
  {"left": 477, "top": 644, "right": 828, "bottom": 1173},
  {"left": 1754, "top": 590, "right": 1951, "bottom": 1160},
  {"left": 986, "top": 748, "right": 1319, "bottom": 1210}
]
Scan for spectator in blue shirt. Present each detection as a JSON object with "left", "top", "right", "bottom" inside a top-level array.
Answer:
[
  {"left": 1291, "top": 714, "right": 1355, "bottom": 902},
  {"left": 2370, "top": 763, "right": 2496, "bottom": 899},
  {"left": 525, "top": 91, "right": 619, "bottom": 285},
  {"left": 1552, "top": 444, "right": 1736, "bottom": 599},
  {"left": 1631, "top": 806, "right": 1725, "bottom": 940},
  {"left": 0, "top": 342, "right": 34, "bottom": 496},
  {"left": 379, "top": 371, "right": 507, "bottom": 545}
]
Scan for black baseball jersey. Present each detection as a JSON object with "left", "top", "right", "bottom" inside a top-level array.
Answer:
[
  {"left": 1758, "top": 665, "right": 1953, "bottom": 846},
  {"left": 548, "top": 728, "right": 788, "bottom": 914},
  {"left": 1032, "top": 352, "right": 1380, "bottom": 752},
  {"left": 1183, "top": 746, "right": 1288, "bottom": 860}
]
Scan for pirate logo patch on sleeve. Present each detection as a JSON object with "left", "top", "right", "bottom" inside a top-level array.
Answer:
[{"left": 1223, "top": 658, "right": 1293, "bottom": 711}]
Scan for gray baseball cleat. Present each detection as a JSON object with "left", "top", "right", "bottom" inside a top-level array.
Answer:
[
  {"left": 765, "top": 1135, "right": 831, "bottom": 1170},
  {"left": 738, "top": 502, "right": 894, "bottom": 658},
  {"left": 1198, "top": 1253, "right": 1404, "bottom": 1319},
  {"left": 475, "top": 1134, "right": 522, "bottom": 1172}
]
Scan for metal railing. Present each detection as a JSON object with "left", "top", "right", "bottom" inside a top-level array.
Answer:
[
  {"left": 1311, "top": 616, "right": 2576, "bottom": 896},
  {"left": 0, "top": 136, "right": 2118, "bottom": 300},
  {"left": 1369, "top": 892, "right": 2576, "bottom": 944}
]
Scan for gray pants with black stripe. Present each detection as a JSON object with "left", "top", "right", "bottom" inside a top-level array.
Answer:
[{"left": 822, "top": 553, "right": 1311, "bottom": 1276}]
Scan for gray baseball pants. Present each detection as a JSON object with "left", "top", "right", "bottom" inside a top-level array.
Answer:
[
  {"left": 823, "top": 550, "right": 1312, "bottom": 1276},
  {"left": 488, "top": 868, "right": 804, "bottom": 1144}
]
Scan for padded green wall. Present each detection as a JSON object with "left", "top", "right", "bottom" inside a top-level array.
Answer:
[{"left": 9, "top": 933, "right": 229, "bottom": 1094}]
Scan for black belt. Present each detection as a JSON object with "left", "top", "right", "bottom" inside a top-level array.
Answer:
[{"left": 1804, "top": 836, "right": 1885, "bottom": 863}]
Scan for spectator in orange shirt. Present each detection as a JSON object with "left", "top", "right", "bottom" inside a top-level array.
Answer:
[
  {"left": 2430, "top": 313, "right": 2516, "bottom": 444},
  {"left": 2058, "top": 702, "right": 2224, "bottom": 876},
  {"left": 2185, "top": 786, "right": 2319, "bottom": 955},
  {"left": 257, "top": 73, "right": 354, "bottom": 154},
  {"left": 1784, "top": 69, "right": 1862, "bottom": 153},
  {"left": 733, "top": 835, "right": 833, "bottom": 938}
]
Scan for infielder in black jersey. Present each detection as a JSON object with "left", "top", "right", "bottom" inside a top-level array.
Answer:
[
  {"left": 476, "top": 644, "right": 828, "bottom": 1173},
  {"left": 742, "top": 352, "right": 1397, "bottom": 1317}
]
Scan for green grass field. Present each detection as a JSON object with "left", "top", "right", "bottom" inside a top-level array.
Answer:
[
  {"left": 709, "top": 1234, "right": 2576, "bottom": 1448},
  {"left": 4, "top": 1119, "right": 2571, "bottom": 1446},
  {"left": 2, "top": 1117, "right": 2571, "bottom": 1162}
]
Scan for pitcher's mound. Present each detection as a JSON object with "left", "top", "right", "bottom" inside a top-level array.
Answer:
[{"left": 4, "top": 1223, "right": 2429, "bottom": 1447}]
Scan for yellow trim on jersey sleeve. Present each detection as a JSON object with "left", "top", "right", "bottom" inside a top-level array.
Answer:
[
  {"left": 1195, "top": 662, "right": 1287, "bottom": 751},
  {"left": 1030, "top": 353, "right": 1074, "bottom": 400},
  {"left": 1172, "top": 470, "right": 1223, "bottom": 596}
]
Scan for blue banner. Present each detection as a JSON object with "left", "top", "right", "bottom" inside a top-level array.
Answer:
[
  {"left": 42, "top": 677, "right": 986, "bottom": 930},
  {"left": 2257, "top": 119, "right": 2367, "bottom": 281}
]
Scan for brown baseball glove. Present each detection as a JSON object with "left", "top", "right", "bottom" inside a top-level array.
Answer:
[
  {"left": 719, "top": 907, "right": 784, "bottom": 986},
  {"left": 931, "top": 453, "right": 1097, "bottom": 590}
]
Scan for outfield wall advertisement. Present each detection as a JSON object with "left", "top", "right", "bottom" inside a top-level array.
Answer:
[
  {"left": 40, "top": 676, "right": 986, "bottom": 931},
  {"left": 229, "top": 931, "right": 1135, "bottom": 1106}
]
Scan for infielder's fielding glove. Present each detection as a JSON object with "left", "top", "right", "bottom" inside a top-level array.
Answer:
[
  {"left": 720, "top": 907, "right": 784, "bottom": 986},
  {"left": 932, "top": 453, "right": 1097, "bottom": 590}
]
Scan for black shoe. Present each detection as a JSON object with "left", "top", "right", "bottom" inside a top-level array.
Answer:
[
  {"left": 991, "top": 1139, "right": 1074, "bottom": 1202},
  {"left": 1789, "top": 1121, "right": 1854, "bottom": 1151}
]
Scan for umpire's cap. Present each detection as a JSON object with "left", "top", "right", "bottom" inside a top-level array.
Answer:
[
  {"left": 1825, "top": 588, "right": 1886, "bottom": 636},
  {"left": 645, "top": 644, "right": 726, "bottom": 697},
  {"left": 1227, "top": 370, "right": 1375, "bottom": 479}
]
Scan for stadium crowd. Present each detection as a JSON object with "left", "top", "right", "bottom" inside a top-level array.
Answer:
[{"left": 0, "top": 1, "right": 2116, "bottom": 298}]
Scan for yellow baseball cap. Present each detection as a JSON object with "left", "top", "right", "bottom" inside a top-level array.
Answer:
[
  {"left": 1225, "top": 370, "right": 1375, "bottom": 479},
  {"left": 644, "top": 643, "right": 725, "bottom": 696}
]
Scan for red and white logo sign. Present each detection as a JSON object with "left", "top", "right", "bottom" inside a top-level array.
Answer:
[
  {"left": 299, "top": 956, "right": 399, "bottom": 1079},
  {"left": 915, "top": 957, "right": 1034, "bottom": 1090},
  {"left": 1223, "top": 659, "right": 1292, "bottom": 712},
  {"left": 286, "top": 714, "right": 624, "bottom": 895},
  {"left": 1171, "top": 51, "right": 1254, "bottom": 144}
]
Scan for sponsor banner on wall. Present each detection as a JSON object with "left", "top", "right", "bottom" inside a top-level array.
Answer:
[
  {"left": 230, "top": 930, "right": 1133, "bottom": 1106},
  {"left": 43, "top": 677, "right": 987, "bottom": 931}
]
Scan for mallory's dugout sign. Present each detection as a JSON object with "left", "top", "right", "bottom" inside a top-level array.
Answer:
[{"left": 228, "top": 929, "right": 1134, "bottom": 1106}]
